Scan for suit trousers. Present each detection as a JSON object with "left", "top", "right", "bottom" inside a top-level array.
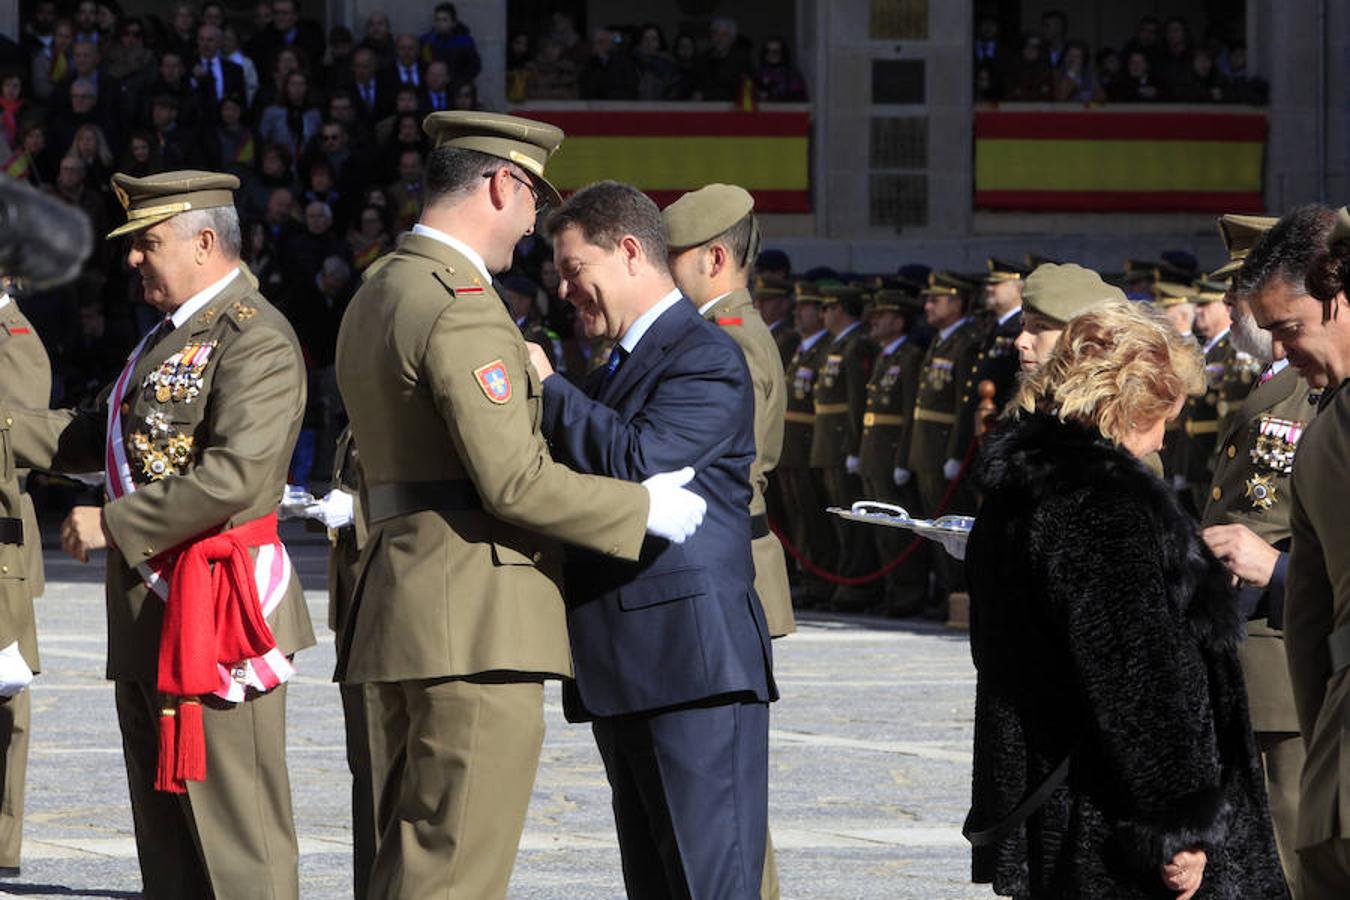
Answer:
[
  {"left": 1258, "top": 731, "right": 1305, "bottom": 889},
  {"left": 341, "top": 682, "right": 376, "bottom": 900},
  {"left": 0, "top": 689, "right": 29, "bottom": 867},
  {"left": 593, "top": 700, "right": 769, "bottom": 900},
  {"left": 115, "top": 680, "right": 299, "bottom": 900},
  {"left": 365, "top": 677, "right": 544, "bottom": 900}
]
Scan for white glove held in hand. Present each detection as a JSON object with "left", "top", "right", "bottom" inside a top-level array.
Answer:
[
  {"left": 942, "top": 457, "right": 962, "bottom": 481},
  {"left": 642, "top": 467, "right": 707, "bottom": 544},
  {"left": 305, "top": 489, "right": 355, "bottom": 529},
  {"left": 892, "top": 467, "right": 911, "bottom": 487},
  {"left": 845, "top": 454, "right": 860, "bottom": 475},
  {"left": 0, "top": 642, "right": 33, "bottom": 698}
]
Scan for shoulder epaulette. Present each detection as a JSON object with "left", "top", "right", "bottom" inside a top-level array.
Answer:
[{"left": 716, "top": 316, "right": 743, "bottom": 326}]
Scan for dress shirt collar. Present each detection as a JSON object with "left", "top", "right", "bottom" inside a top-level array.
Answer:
[
  {"left": 1202, "top": 328, "right": 1230, "bottom": 355},
  {"left": 882, "top": 335, "right": 908, "bottom": 355},
  {"left": 1269, "top": 358, "right": 1289, "bottom": 377},
  {"left": 620, "top": 287, "right": 683, "bottom": 354},
  {"left": 997, "top": 306, "right": 1022, "bottom": 327},
  {"left": 0, "top": 292, "right": 10, "bottom": 310},
  {"left": 939, "top": 316, "right": 971, "bottom": 343},
  {"left": 831, "top": 320, "right": 861, "bottom": 344},
  {"left": 797, "top": 329, "right": 827, "bottom": 352},
  {"left": 411, "top": 223, "right": 491, "bottom": 283},
  {"left": 697, "top": 291, "right": 732, "bottom": 317},
  {"left": 170, "top": 266, "right": 240, "bottom": 329}
]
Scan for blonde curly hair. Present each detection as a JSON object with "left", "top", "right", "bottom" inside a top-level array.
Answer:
[{"left": 1014, "top": 299, "right": 1204, "bottom": 444}]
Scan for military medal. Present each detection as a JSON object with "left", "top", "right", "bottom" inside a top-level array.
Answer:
[
  {"left": 928, "top": 358, "right": 953, "bottom": 391},
  {"left": 822, "top": 354, "right": 842, "bottom": 388},
  {"left": 141, "top": 449, "right": 174, "bottom": 481},
  {"left": 231, "top": 301, "right": 256, "bottom": 320},
  {"left": 1244, "top": 473, "right": 1277, "bottom": 511},
  {"left": 1251, "top": 415, "right": 1303, "bottom": 475},
  {"left": 144, "top": 410, "right": 172, "bottom": 435},
  {"left": 128, "top": 431, "right": 152, "bottom": 455},
  {"left": 793, "top": 366, "right": 814, "bottom": 400},
  {"left": 166, "top": 434, "right": 195, "bottom": 467}
]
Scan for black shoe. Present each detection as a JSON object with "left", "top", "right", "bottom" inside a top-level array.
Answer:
[{"left": 0, "top": 866, "right": 20, "bottom": 878}]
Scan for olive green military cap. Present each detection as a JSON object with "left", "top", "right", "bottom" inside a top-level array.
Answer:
[
  {"left": 107, "top": 170, "right": 240, "bottom": 239},
  {"left": 985, "top": 257, "right": 1028, "bottom": 283},
  {"left": 1151, "top": 280, "right": 1198, "bottom": 308},
  {"left": 423, "top": 110, "right": 565, "bottom": 206},
  {"left": 794, "top": 280, "right": 824, "bottom": 304},
  {"left": 870, "top": 288, "right": 922, "bottom": 314},
  {"left": 1023, "top": 263, "right": 1126, "bottom": 324},
  {"left": 1210, "top": 213, "right": 1278, "bottom": 279},
  {"left": 820, "top": 282, "right": 868, "bottom": 305},
  {"left": 1193, "top": 279, "right": 1230, "bottom": 304},
  {"left": 663, "top": 183, "right": 756, "bottom": 250},
  {"left": 921, "top": 271, "right": 977, "bottom": 297},
  {"left": 753, "top": 274, "right": 791, "bottom": 297},
  {"left": 1123, "top": 258, "right": 1163, "bottom": 282}
]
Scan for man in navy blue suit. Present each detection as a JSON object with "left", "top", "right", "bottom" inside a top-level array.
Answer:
[{"left": 527, "top": 181, "right": 777, "bottom": 899}]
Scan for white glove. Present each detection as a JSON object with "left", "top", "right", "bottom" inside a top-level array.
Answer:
[
  {"left": 942, "top": 458, "right": 962, "bottom": 481},
  {"left": 0, "top": 642, "right": 34, "bottom": 698},
  {"left": 304, "top": 489, "right": 355, "bottom": 529},
  {"left": 278, "top": 483, "right": 316, "bottom": 519},
  {"left": 642, "top": 467, "right": 707, "bottom": 544},
  {"left": 892, "top": 467, "right": 911, "bottom": 487},
  {"left": 1171, "top": 474, "right": 1187, "bottom": 491},
  {"left": 845, "top": 454, "right": 860, "bottom": 475}
]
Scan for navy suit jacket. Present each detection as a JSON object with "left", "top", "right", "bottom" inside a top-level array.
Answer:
[{"left": 541, "top": 297, "right": 776, "bottom": 721}]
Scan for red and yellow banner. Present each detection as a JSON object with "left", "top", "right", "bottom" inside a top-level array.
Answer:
[
  {"left": 975, "top": 109, "right": 1267, "bottom": 213},
  {"left": 511, "top": 109, "right": 811, "bottom": 213}
]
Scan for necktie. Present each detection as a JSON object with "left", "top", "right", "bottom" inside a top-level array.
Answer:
[
  {"left": 603, "top": 346, "right": 626, "bottom": 381},
  {"left": 432, "top": 91, "right": 444, "bottom": 110},
  {"left": 363, "top": 84, "right": 373, "bottom": 107},
  {"left": 1259, "top": 365, "right": 1276, "bottom": 385}
]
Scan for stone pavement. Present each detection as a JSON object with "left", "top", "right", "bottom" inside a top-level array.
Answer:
[{"left": 5, "top": 532, "right": 991, "bottom": 899}]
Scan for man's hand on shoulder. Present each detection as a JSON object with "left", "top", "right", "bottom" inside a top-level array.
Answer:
[{"left": 526, "top": 341, "right": 555, "bottom": 381}]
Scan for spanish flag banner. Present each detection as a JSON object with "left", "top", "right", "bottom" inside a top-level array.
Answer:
[
  {"left": 975, "top": 109, "right": 1267, "bottom": 213},
  {"left": 513, "top": 109, "right": 811, "bottom": 213}
]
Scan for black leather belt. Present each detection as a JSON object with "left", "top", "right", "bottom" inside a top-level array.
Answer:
[
  {"left": 366, "top": 480, "right": 481, "bottom": 524},
  {"left": 750, "top": 514, "right": 769, "bottom": 540},
  {"left": 1329, "top": 623, "right": 1350, "bottom": 674},
  {"left": 0, "top": 517, "right": 21, "bottom": 546}
]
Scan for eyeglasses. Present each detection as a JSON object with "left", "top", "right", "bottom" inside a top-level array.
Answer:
[{"left": 484, "top": 170, "right": 547, "bottom": 213}]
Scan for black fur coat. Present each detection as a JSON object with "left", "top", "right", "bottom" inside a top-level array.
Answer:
[{"left": 963, "top": 414, "right": 1288, "bottom": 899}]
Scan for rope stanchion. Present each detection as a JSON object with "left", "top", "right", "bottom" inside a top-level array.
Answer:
[{"left": 770, "top": 435, "right": 981, "bottom": 587}]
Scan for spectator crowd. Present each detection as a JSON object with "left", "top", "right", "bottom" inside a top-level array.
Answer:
[{"left": 974, "top": 9, "right": 1268, "bottom": 105}]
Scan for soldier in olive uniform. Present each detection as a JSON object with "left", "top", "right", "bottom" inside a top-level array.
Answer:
[
  {"left": 1200, "top": 212, "right": 1303, "bottom": 888},
  {"left": 811, "top": 283, "right": 879, "bottom": 609},
  {"left": 3, "top": 171, "right": 316, "bottom": 898},
  {"left": 1012, "top": 263, "right": 1127, "bottom": 373},
  {"left": 909, "top": 272, "right": 981, "bottom": 616},
  {"left": 859, "top": 289, "right": 927, "bottom": 616},
  {"left": 755, "top": 274, "right": 799, "bottom": 370},
  {"left": 777, "top": 283, "right": 836, "bottom": 605},
  {"left": 333, "top": 111, "right": 705, "bottom": 899},
  {"left": 0, "top": 285, "right": 46, "bottom": 875},
  {"left": 955, "top": 258, "right": 1025, "bottom": 450}
]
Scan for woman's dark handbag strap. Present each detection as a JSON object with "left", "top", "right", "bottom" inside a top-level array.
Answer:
[{"left": 963, "top": 750, "right": 1074, "bottom": 847}]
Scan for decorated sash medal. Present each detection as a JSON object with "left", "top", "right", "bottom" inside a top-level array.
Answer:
[
  {"left": 793, "top": 366, "right": 815, "bottom": 400},
  {"left": 927, "top": 358, "right": 954, "bottom": 391},
  {"left": 1245, "top": 415, "right": 1305, "bottom": 511}
]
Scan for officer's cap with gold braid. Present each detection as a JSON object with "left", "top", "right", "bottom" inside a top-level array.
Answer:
[
  {"left": 663, "top": 184, "right": 759, "bottom": 266},
  {"left": 1023, "top": 263, "right": 1126, "bottom": 325},
  {"left": 985, "top": 257, "right": 1028, "bottom": 284},
  {"left": 870, "top": 288, "right": 923, "bottom": 315},
  {"left": 423, "top": 110, "right": 564, "bottom": 206},
  {"left": 1193, "top": 279, "right": 1230, "bottom": 304},
  {"left": 820, "top": 282, "right": 867, "bottom": 316},
  {"left": 793, "top": 280, "right": 824, "bottom": 305},
  {"left": 1151, "top": 280, "right": 1199, "bottom": 308},
  {"left": 921, "top": 271, "right": 976, "bottom": 297},
  {"left": 753, "top": 274, "right": 791, "bottom": 297},
  {"left": 1210, "top": 214, "right": 1278, "bottom": 279},
  {"left": 107, "top": 170, "right": 240, "bottom": 239}
]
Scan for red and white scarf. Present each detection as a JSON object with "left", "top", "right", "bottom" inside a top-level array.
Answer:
[{"left": 105, "top": 323, "right": 295, "bottom": 704}]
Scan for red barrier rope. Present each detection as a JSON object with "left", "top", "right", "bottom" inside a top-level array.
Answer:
[{"left": 770, "top": 435, "right": 980, "bottom": 587}]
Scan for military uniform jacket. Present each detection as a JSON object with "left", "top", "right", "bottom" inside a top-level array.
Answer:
[
  {"left": 809, "top": 323, "right": 876, "bottom": 468},
  {"left": 780, "top": 332, "right": 830, "bottom": 470},
  {"left": 954, "top": 308, "right": 1022, "bottom": 455},
  {"left": 768, "top": 319, "right": 799, "bottom": 371},
  {"left": 1202, "top": 364, "right": 1314, "bottom": 733},
  {"left": 703, "top": 289, "right": 795, "bottom": 638},
  {"left": 1286, "top": 379, "right": 1350, "bottom": 849},
  {"left": 909, "top": 318, "right": 982, "bottom": 469},
  {"left": 327, "top": 426, "right": 367, "bottom": 636},
  {"left": 0, "top": 298, "right": 49, "bottom": 671},
  {"left": 860, "top": 337, "right": 923, "bottom": 480},
  {"left": 1183, "top": 332, "right": 1260, "bottom": 483},
  {"left": 4, "top": 271, "right": 316, "bottom": 682},
  {"left": 333, "top": 232, "right": 650, "bottom": 684}
]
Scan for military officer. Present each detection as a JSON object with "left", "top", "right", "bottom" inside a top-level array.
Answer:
[
  {"left": 333, "top": 111, "right": 706, "bottom": 899},
  {"left": 1240, "top": 204, "right": 1350, "bottom": 897},
  {"left": 909, "top": 272, "right": 981, "bottom": 617},
  {"left": 754, "top": 274, "right": 799, "bottom": 370},
  {"left": 955, "top": 257, "right": 1025, "bottom": 449},
  {"left": 1200, "top": 212, "right": 1304, "bottom": 889},
  {"left": 1011, "top": 263, "right": 1125, "bottom": 374},
  {"left": 0, "top": 283, "right": 45, "bottom": 876},
  {"left": 859, "top": 288, "right": 927, "bottom": 616},
  {"left": 3, "top": 171, "right": 316, "bottom": 898},
  {"left": 777, "top": 282, "right": 836, "bottom": 606},
  {"left": 811, "top": 282, "right": 879, "bottom": 609}
]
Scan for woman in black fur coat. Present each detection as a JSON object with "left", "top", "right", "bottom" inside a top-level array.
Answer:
[{"left": 963, "top": 300, "right": 1288, "bottom": 899}]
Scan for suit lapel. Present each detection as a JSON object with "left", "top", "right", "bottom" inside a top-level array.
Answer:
[{"left": 598, "top": 300, "right": 690, "bottom": 408}]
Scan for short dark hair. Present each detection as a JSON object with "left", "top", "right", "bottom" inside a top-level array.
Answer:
[
  {"left": 1234, "top": 204, "right": 1337, "bottom": 301},
  {"left": 435, "top": 3, "right": 456, "bottom": 18},
  {"left": 704, "top": 213, "right": 757, "bottom": 271},
  {"left": 422, "top": 146, "right": 503, "bottom": 205},
  {"left": 546, "top": 181, "right": 669, "bottom": 274}
]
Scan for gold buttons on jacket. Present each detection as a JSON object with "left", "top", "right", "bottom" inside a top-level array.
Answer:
[
  {"left": 143, "top": 547, "right": 155, "bottom": 558},
  {"left": 0, "top": 566, "right": 7, "bottom": 574},
  {"left": 1211, "top": 486, "right": 1222, "bottom": 501},
  {"left": 532, "top": 551, "right": 543, "bottom": 563},
  {"left": 1227, "top": 445, "right": 1236, "bottom": 459}
]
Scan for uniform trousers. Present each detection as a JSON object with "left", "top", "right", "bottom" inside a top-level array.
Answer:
[
  {"left": 115, "top": 680, "right": 299, "bottom": 900},
  {"left": 1297, "top": 837, "right": 1350, "bottom": 900},
  {"left": 914, "top": 468, "right": 973, "bottom": 602},
  {"left": 776, "top": 466, "right": 837, "bottom": 596},
  {"left": 0, "top": 689, "right": 29, "bottom": 868},
  {"left": 365, "top": 677, "right": 544, "bottom": 900},
  {"left": 1251, "top": 731, "right": 1302, "bottom": 889},
  {"left": 593, "top": 700, "right": 769, "bottom": 900},
  {"left": 341, "top": 682, "right": 376, "bottom": 900},
  {"left": 858, "top": 470, "right": 928, "bottom": 611}
]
